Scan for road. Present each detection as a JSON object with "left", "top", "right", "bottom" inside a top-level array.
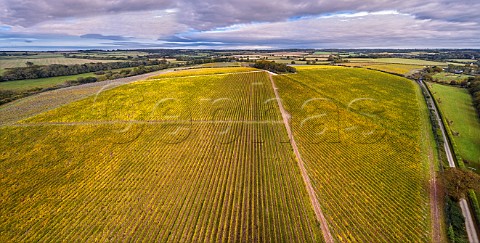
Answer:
[
  {"left": 267, "top": 71, "right": 334, "bottom": 243},
  {"left": 419, "top": 80, "right": 479, "bottom": 243}
]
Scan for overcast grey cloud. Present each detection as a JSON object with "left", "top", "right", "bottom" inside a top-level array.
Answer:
[{"left": 0, "top": 0, "right": 478, "bottom": 49}]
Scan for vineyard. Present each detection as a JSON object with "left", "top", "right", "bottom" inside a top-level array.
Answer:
[
  {"left": 0, "top": 70, "right": 324, "bottom": 241},
  {"left": 0, "top": 66, "right": 434, "bottom": 242},
  {"left": 147, "top": 67, "right": 257, "bottom": 79},
  {"left": 273, "top": 66, "right": 432, "bottom": 242}
]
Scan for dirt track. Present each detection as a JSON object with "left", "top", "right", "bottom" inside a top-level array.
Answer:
[{"left": 267, "top": 71, "right": 334, "bottom": 243}]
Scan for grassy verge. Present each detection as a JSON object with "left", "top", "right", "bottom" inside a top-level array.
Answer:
[
  {"left": 415, "top": 80, "right": 446, "bottom": 242},
  {"left": 428, "top": 83, "right": 480, "bottom": 171}
]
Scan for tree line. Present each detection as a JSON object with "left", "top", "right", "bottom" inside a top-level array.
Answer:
[
  {"left": 0, "top": 59, "right": 168, "bottom": 81},
  {"left": 252, "top": 60, "right": 296, "bottom": 73},
  {"left": 467, "top": 76, "right": 480, "bottom": 118}
]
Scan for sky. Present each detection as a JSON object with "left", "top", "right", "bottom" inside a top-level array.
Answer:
[{"left": 0, "top": 0, "right": 479, "bottom": 50}]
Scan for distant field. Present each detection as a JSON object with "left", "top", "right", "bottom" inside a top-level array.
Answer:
[
  {"left": 200, "top": 62, "right": 241, "bottom": 68},
  {"left": 0, "top": 56, "right": 116, "bottom": 73},
  {"left": 0, "top": 73, "right": 97, "bottom": 91},
  {"left": 70, "top": 51, "right": 150, "bottom": 59},
  {"left": 313, "top": 51, "right": 337, "bottom": 55},
  {"left": 428, "top": 83, "right": 480, "bottom": 169},
  {"left": 294, "top": 65, "right": 337, "bottom": 70},
  {"left": 340, "top": 63, "right": 424, "bottom": 75},
  {"left": 347, "top": 58, "right": 446, "bottom": 66},
  {"left": 270, "top": 59, "right": 308, "bottom": 65},
  {"left": 148, "top": 67, "right": 257, "bottom": 79},
  {"left": 432, "top": 72, "right": 472, "bottom": 83},
  {"left": 367, "top": 64, "right": 424, "bottom": 75},
  {"left": 0, "top": 65, "right": 173, "bottom": 92},
  {"left": 274, "top": 67, "right": 431, "bottom": 242},
  {"left": 447, "top": 59, "right": 477, "bottom": 63}
]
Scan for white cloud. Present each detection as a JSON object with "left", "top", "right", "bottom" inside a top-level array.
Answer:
[
  {"left": 1, "top": 0, "right": 479, "bottom": 49},
  {"left": 173, "top": 11, "right": 480, "bottom": 48},
  {"left": 10, "top": 10, "right": 187, "bottom": 39}
]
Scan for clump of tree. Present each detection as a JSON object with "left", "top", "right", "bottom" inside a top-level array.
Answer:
[
  {"left": 442, "top": 168, "right": 480, "bottom": 201},
  {"left": 445, "top": 196, "right": 468, "bottom": 243},
  {"left": 65, "top": 77, "right": 98, "bottom": 85},
  {"left": 442, "top": 168, "right": 480, "bottom": 243},
  {"left": 328, "top": 55, "right": 349, "bottom": 64},
  {"left": 424, "top": 66, "right": 443, "bottom": 74},
  {"left": 252, "top": 60, "right": 296, "bottom": 73},
  {"left": 467, "top": 75, "right": 480, "bottom": 118}
]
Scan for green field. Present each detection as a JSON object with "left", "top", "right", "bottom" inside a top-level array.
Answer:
[
  {"left": 346, "top": 58, "right": 446, "bottom": 66},
  {"left": 70, "top": 51, "right": 149, "bottom": 58},
  {"left": 428, "top": 83, "right": 480, "bottom": 169},
  {"left": 274, "top": 67, "right": 431, "bottom": 242},
  {"left": 313, "top": 51, "right": 337, "bottom": 55},
  {"left": 0, "top": 56, "right": 116, "bottom": 73},
  {"left": 432, "top": 72, "right": 472, "bottom": 83},
  {"left": 0, "top": 73, "right": 97, "bottom": 91}
]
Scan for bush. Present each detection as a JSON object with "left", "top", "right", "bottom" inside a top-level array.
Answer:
[{"left": 445, "top": 196, "right": 468, "bottom": 243}]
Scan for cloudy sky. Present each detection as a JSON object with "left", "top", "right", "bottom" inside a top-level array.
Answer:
[{"left": 1, "top": 0, "right": 479, "bottom": 50}]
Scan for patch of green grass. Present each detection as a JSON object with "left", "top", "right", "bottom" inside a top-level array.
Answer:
[
  {"left": 429, "top": 83, "right": 480, "bottom": 169},
  {"left": 0, "top": 57, "right": 117, "bottom": 73},
  {"left": 432, "top": 72, "right": 472, "bottom": 83},
  {"left": 0, "top": 73, "right": 97, "bottom": 91},
  {"left": 314, "top": 51, "right": 337, "bottom": 55}
]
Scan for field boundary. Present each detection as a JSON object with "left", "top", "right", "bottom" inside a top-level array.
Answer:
[
  {"left": 415, "top": 80, "right": 443, "bottom": 242},
  {"left": 267, "top": 71, "right": 334, "bottom": 243}
]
